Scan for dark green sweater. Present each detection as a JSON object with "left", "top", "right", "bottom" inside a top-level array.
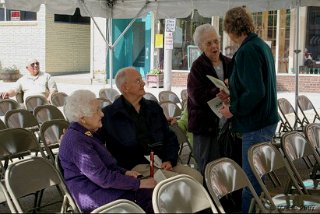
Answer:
[{"left": 229, "top": 33, "right": 280, "bottom": 133}]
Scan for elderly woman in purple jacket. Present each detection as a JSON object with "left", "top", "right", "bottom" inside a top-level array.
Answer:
[{"left": 59, "top": 89, "right": 155, "bottom": 213}]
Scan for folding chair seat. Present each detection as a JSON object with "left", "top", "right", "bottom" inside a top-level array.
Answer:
[
  {"left": 248, "top": 142, "right": 320, "bottom": 212},
  {"left": 278, "top": 98, "right": 306, "bottom": 131},
  {"left": 158, "top": 90, "right": 182, "bottom": 108},
  {"left": 97, "top": 97, "right": 112, "bottom": 109},
  {"left": 281, "top": 131, "right": 320, "bottom": 195},
  {"left": 0, "top": 119, "right": 6, "bottom": 130},
  {"left": 24, "top": 95, "right": 49, "bottom": 112},
  {"left": 40, "top": 119, "right": 69, "bottom": 162},
  {"left": 298, "top": 95, "right": 320, "bottom": 123},
  {"left": 143, "top": 92, "right": 158, "bottom": 102},
  {"left": 169, "top": 124, "right": 194, "bottom": 166},
  {"left": 91, "top": 199, "right": 145, "bottom": 213},
  {"left": 99, "top": 88, "right": 120, "bottom": 103},
  {"left": 205, "top": 158, "right": 266, "bottom": 213},
  {"left": 152, "top": 174, "right": 218, "bottom": 213},
  {"left": 4, "top": 157, "right": 79, "bottom": 213},
  {"left": 33, "top": 104, "right": 65, "bottom": 124},
  {"left": 159, "top": 101, "right": 182, "bottom": 119},
  {"left": 0, "top": 99, "right": 20, "bottom": 117},
  {"left": 50, "top": 92, "right": 68, "bottom": 107}
]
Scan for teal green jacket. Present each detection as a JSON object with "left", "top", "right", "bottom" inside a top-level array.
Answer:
[{"left": 229, "top": 33, "right": 280, "bottom": 133}]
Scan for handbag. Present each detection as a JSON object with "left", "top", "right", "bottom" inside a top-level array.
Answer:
[{"left": 217, "top": 120, "right": 236, "bottom": 158}]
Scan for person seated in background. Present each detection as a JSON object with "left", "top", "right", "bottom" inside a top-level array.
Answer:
[
  {"left": 0, "top": 58, "right": 57, "bottom": 101},
  {"left": 98, "top": 67, "right": 203, "bottom": 184},
  {"left": 59, "top": 89, "right": 155, "bottom": 213}
]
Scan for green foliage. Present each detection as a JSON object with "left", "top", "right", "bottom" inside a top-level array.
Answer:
[
  {"left": 149, "top": 68, "right": 162, "bottom": 74},
  {"left": 1, "top": 64, "right": 19, "bottom": 73}
]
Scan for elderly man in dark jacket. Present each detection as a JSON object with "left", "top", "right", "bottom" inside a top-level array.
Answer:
[
  {"left": 99, "top": 67, "right": 202, "bottom": 183},
  {"left": 188, "top": 24, "right": 233, "bottom": 175}
]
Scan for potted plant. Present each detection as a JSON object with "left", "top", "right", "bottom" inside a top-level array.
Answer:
[
  {"left": 0, "top": 64, "right": 21, "bottom": 82},
  {"left": 146, "top": 68, "right": 164, "bottom": 88}
]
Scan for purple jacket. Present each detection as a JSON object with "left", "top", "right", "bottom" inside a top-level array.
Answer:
[
  {"left": 187, "top": 53, "right": 232, "bottom": 134},
  {"left": 59, "top": 122, "right": 140, "bottom": 213}
]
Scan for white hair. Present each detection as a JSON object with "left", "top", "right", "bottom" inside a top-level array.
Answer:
[
  {"left": 193, "top": 23, "right": 219, "bottom": 48},
  {"left": 64, "top": 90, "right": 97, "bottom": 122},
  {"left": 115, "top": 66, "right": 136, "bottom": 92}
]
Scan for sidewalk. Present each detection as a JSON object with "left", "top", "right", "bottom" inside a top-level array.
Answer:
[{"left": 1, "top": 73, "right": 320, "bottom": 109}]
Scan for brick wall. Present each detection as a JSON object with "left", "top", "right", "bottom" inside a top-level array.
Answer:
[{"left": 172, "top": 71, "right": 320, "bottom": 92}]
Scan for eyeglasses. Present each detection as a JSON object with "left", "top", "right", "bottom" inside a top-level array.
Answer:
[{"left": 30, "top": 62, "right": 39, "bottom": 67}]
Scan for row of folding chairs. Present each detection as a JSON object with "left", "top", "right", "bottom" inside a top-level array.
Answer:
[{"left": 277, "top": 95, "right": 320, "bottom": 135}]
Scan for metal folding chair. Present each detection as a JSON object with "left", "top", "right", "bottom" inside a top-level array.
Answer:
[
  {"left": 152, "top": 174, "right": 218, "bottom": 213},
  {"left": 91, "top": 199, "right": 145, "bottom": 213},
  {"left": 298, "top": 95, "right": 320, "bottom": 123}
]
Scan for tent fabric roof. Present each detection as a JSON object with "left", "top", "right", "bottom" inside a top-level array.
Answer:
[{"left": 5, "top": 0, "right": 320, "bottom": 19}]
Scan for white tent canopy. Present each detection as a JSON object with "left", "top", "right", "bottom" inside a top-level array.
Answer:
[
  {"left": 4, "top": 0, "right": 320, "bottom": 108},
  {"left": 6, "top": 0, "right": 320, "bottom": 19}
]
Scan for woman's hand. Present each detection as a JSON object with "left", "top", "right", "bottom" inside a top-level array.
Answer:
[
  {"left": 217, "top": 90, "right": 230, "bottom": 104},
  {"left": 125, "top": 170, "right": 141, "bottom": 178},
  {"left": 161, "top": 161, "right": 173, "bottom": 171},
  {"left": 139, "top": 177, "right": 156, "bottom": 188},
  {"left": 219, "top": 103, "right": 233, "bottom": 119}
]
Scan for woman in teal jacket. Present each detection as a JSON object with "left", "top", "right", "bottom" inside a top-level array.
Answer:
[{"left": 219, "top": 6, "right": 280, "bottom": 213}]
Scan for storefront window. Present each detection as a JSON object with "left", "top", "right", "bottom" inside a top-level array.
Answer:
[
  {"left": 0, "top": 7, "right": 36, "bottom": 21},
  {"left": 306, "top": 7, "right": 320, "bottom": 62},
  {"left": 159, "top": 10, "right": 211, "bottom": 71}
]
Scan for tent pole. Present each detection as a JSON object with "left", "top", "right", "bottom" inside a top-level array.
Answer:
[
  {"left": 294, "top": 0, "right": 301, "bottom": 128},
  {"left": 108, "top": 18, "right": 113, "bottom": 88}
]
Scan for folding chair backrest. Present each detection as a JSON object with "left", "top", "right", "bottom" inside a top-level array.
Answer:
[
  {"left": 278, "top": 98, "right": 305, "bottom": 130},
  {"left": 99, "top": 88, "right": 120, "bottom": 102},
  {"left": 180, "top": 89, "right": 188, "bottom": 101},
  {"left": 97, "top": 98, "right": 112, "bottom": 108},
  {"left": 158, "top": 90, "right": 181, "bottom": 106},
  {"left": 0, "top": 99, "right": 19, "bottom": 116},
  {"left": 50, "top": 92, "right": 68, "bottom": 107},
  {"left": 169, "top": 124, "right": 194, "bottom": 165},
  {"left": 298, "top": 95, "right": 320, "bottom": 123},
  {"left": 143, "top": 92, "right": 158, "bottom": 102},
  {"left": 5, "top": 157, "right": 78, "bottom": 213},
  {"left": 205, "top": 158, "right": 266, "bottom": 213},
  {"left": 159, "top": 101, "right": 182, "bottom": 119},
  {"left": 91, "top": 199, "right": 145, "bottom": 213},
  {"left": 34, "top": 104, "right": 65, "bottom": 124},
  {"left": 40, "top": 119, "right": 69, "bottom": 162},
  {"left": 4, "top": 109, "right": 40, "bottom": 132},
  {"left": 152, "top": 174, "right": 218, "bottom": 213},
  {"left": 0, "top": 128, "right": 44, "bottom": 164},
  {"left": 25, "top": 95, "right": 48, "bottom": 112},
  {"left": 304, "top": 123, "right": 320, "bottom": 153}
]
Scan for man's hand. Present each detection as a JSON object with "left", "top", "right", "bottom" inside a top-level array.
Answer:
[{"left": 161, "top": 161, "right": 173, "bottom": 171}]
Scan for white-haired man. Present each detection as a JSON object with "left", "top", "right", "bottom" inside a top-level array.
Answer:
[
  {"left": 0, "top": 59, "right": 57, "bottom": 101},
  {"left": 98, "top": 66, "right": 203, "bottom": 184}
]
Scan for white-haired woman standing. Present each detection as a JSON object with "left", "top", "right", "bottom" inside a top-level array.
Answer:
[
  {"left": 187, "top": 23, "right": 234, "bottom": 175},
  {"left": 59, "top": 89, "right": 155, "bottom": 213}
]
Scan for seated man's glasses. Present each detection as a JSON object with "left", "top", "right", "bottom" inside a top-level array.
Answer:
[{"left": 30, "top": 62, "right": 39, "bottom": 67}]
